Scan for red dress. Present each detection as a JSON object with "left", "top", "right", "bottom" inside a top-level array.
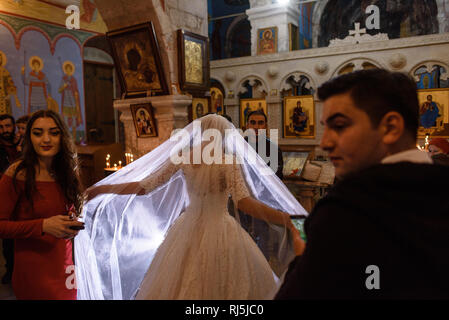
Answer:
[{"left": 0, "top": 175, "right": 77, "bottom": 300}]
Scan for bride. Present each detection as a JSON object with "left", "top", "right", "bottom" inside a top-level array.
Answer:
[{"left": 75, "top": 114, "right": 307, "bottom": 300}]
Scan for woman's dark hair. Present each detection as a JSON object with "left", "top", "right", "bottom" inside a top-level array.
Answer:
[
  {"left": 317, "top": 69, "right": 419, "bottom": 139},
  {"left": 12, "top": 110, "right": 84, "bottom": 216}
]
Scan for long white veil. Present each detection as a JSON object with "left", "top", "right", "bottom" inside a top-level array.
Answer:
[{"left": 75, "top": 114, "right": 308, "bottom": 300}]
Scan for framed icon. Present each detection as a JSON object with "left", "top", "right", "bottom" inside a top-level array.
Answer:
[
  {"left": 240, "top": 98, "right": 267, "bottom": 129},
  {"left": 257, "top": 27, "right": 278, "bottom": 55},
  {"left": 130, "top": 103, "right": 157, "bottom": 138},
  {"left": 107, "top": 22, "right": 169, "bottom": 97},
  {"left": 283, "top": 95, "right": 315, "bottom": 139},
  {"left": 417, "top": 88, "right": 449, "bottom": 138},
  {"left": 178, "top": 29, "right": 210, "bottom": 93}
]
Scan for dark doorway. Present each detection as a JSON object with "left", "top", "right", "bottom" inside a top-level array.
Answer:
[{"left": 84, "top": 62, "right": 115, "bottom": 144}]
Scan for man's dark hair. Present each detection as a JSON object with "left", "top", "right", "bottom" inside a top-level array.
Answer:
[
  {"left": 317, "top": 69, "right": 419, "bottom": 139},
  {"left": 16, "top": 115, "right": 30, "bottom": 125},
  {"left": 247, "top": 110, "right": 267, "bottom": 123},
  {"left": 0, "top": 114, "right": 15, "bottom": 126}
]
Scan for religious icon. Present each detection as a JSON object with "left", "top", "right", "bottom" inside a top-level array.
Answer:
[
  {"left": 417, "top": 89, "right": 449, "bottom": 138},
  {"left": 131, "top": 103, "right": 157, "bottom": 138},
  {"left": 185, "top": 40, "right": 203, "bottom": 85},
  {"left": 58, "top": 59, "right": 82, "bottom": 140},
  {"left": 191, "top": 98, "right": 209, "bottom": 120},
  {"left": 178, "top": 29, "right": 210, "bottom": 92},
  {"left": 289, "top": 23, "right": 299, "bottom": 51},
  {"left": 210, "top": 86, "right": 225, "bottom": 115},
  {"left": 283, "top": 95, "right": 315, "bottom": 139},
  {"left": 0, "top": 50, "right": 21, "bottom": 115},
  {"left": 107, "top": 22, "right": 168, "bottom": 97},
  {"left": 22, "top": 55, "right": 56, "bottom": 114},
  {"left": 282, "top": 151, "right": 310, "bottom": 179},
  {"left": 257, "top": 27, "right": 277, "bottom": 55},
  {"left": 239, "top": 98, "right": 267, "bottom": 129}
]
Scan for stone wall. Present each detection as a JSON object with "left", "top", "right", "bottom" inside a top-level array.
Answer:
[
  {"left": 93, "top": 0, "right": 209, "bottom": 156},
  {"left": 211, "top": 33, "right": 449, "bottom": 154}
]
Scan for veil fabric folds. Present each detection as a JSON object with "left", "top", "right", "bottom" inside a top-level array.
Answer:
[{"left": 75, "top": 114, "right": 308, "bottom": 300}]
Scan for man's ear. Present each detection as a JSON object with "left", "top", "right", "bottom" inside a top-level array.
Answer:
[{"left": 379, "top": 111, "right": 405, "bottom": 145}]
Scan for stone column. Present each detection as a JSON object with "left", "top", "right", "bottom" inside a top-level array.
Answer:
[
  {"left": 114, "top": 94, "right": 192, "bottom": 158},
  {"left": 266, "top": 95, "right": 282, "bottom": 135},
  {"left": 246, "top": 1, "right": 300, "bottom": 56}
]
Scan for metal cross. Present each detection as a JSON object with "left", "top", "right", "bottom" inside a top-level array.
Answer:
[{"left": 349, "top": 23, "right": 367, "bottom": 39}]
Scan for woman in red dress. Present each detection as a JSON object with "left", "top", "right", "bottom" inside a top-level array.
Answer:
[{"left": 0, "top": 110, "right": 84, "bottom": 299}]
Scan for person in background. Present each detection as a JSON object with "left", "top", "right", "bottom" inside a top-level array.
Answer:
[
  {"left": 15, "top": 115, "right": 30, "bottom": 153},
  {"left": 428, "top": 137, "right": 449, "bottom": 166},
  {"left": 242, "top": 110, "right": 285, "bottom": 263},
  {"left": 276, "top": 69, "right": 449, "bottom": 299},
  {"left": 0, "top": 113, "right": 19, "bottom": 284},
  {"left": 245, "top": 110, "right": 283, "bottom": 179},
  {"left": 0, "top": 110, "right": 84, "bottom": 299}
]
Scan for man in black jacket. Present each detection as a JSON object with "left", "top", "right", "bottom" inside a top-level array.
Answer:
[
  {"left": 275, "top": 69, "right": 449, "bottom": 299},
  {"left": 245, "top": 110, "right": 283, "bottom": 179},
  {"left": 239, "top": 110, "right": 284, "bottom": 262},
  {"left": 0, "top": 113, "right": 19, "bottom": 284}
]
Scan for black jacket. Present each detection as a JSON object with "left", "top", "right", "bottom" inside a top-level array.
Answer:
[
  {"left": 275, "top": 162, "right": 449, "bottom": 299},
  {"left": 432, "top": 153, "right": 449, "bottom": 166}
]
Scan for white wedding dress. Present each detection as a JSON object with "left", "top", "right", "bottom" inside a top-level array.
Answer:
[
  {"left": 134, "top": 159, "right": 277, "bottom": 300},
  {"left": 75, "top": 115, "right": 307, "bottom": 300}
]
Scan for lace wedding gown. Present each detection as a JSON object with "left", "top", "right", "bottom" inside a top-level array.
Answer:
[{"left": 134, "top": 159, "right": 277, "bottom": 300}]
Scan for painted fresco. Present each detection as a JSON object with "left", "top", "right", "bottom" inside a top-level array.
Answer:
[
  {"left": 0, "top": 0, "right": 107, "bottom": 34},
  {"left": 0, "top": 14, "right": 94, "bottom": 143}
]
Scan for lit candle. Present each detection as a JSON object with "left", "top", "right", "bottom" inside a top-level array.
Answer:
[
  {"left": 114, "top": 163, "right": 118, "bottom": 170},
  {"left": 131, "top": 154, "right": 134, "bottom": 162},
  {"left": 106, "top": 161, "right": 110, "bottom": 168},
  {"left": 119, "top": 161, "right": 122, "bottom": 168}
]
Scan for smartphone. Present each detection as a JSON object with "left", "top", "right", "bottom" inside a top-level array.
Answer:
[{"left": 69, "top": 225, "right": 85, "bottom": 230}]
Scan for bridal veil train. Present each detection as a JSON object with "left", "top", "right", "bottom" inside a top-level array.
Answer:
[{"left": 75, "top": 114, "right": 307, "bottom": 300}]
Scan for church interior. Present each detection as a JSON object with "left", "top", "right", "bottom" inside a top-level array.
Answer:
[{"left": 1, "top": 0, "right": 449, "bottom": 300}]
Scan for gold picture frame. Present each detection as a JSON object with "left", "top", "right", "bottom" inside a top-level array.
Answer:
[
  {"left": 191, "top": 97, "right": 209, "bottom": 121},
  {"left": 289, "top": 23, "right": 299, "bottom": 51},
  {"left": 257, "top": 27, "right": 278, "bottom": 55},
  {"left": 178, "top": 29, "right": 210, "bottom": 93},
  {"left": 240, "top": 98, "right": 267, "bottom": 129},
  {"left": 107, "top": 22, "right": 169, "bottom": 98},
  {"left": 283, "top": 95, "right": 315, "bottom": 139},
  {"left": 210, "top": 84, "right": 225, "bottom": 115},
  {"left": 130, "top": 103, "right": 157, "bottom": 138},
  {"left": 417, "top": 88, "right": 449, "bottom": 138}
]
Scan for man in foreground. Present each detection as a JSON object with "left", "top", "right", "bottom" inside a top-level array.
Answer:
[{"left": 275, "top": 69, "right": 449, "bottom": 299}]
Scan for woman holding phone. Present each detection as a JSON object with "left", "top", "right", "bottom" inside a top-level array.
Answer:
[{"left": 0, "top": 110, "right": 84, "bottom": 300}]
